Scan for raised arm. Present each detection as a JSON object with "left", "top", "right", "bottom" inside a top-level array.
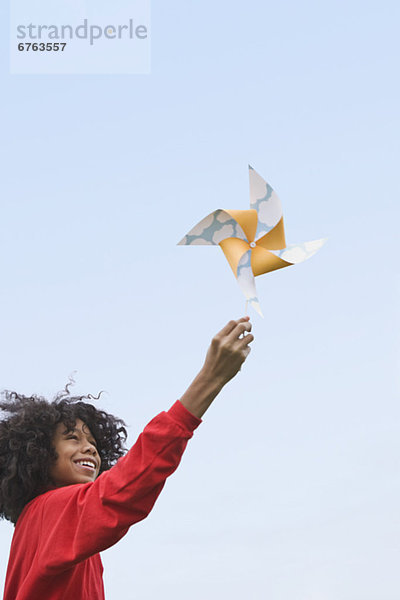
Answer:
[{"left": 180, "top": 316, "right": 254, "bottom": 418}]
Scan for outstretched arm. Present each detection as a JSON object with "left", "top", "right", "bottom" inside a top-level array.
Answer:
[{"left": 180, "top": 316, "right": 254, "bottom": 418}]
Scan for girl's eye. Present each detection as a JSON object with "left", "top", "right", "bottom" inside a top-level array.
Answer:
[{"left": 68, "top": 434, "right": 97, "bottom": 449}]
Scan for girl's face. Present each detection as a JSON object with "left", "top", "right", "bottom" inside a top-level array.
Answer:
[{"left": 49, "top": 418, "right": 101, "bottom": 487}]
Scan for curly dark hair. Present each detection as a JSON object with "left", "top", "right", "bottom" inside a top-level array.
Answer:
[{"left": 0, "top": 381, "right": 128, "bottom": 525}]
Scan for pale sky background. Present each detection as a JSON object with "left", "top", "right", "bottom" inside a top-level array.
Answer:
[{"left": 1, "top": 1, "right": 400, "bottom": 598}]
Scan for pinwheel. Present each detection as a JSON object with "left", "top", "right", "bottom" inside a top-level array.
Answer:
[{"left": 178, "top": 165, "right": 326, "bottom": 316}]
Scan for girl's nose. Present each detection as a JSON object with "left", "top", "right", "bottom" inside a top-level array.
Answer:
[{"left": 82, "top": 442, "right": 97, "bottom": 454}]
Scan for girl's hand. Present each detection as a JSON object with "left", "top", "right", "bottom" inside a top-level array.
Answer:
[
  {"left": 179, "top": 317, "right": 254, "bottom": 419},
  {"left": 201, "top": 316, "right": 254, "bottom": 387}
]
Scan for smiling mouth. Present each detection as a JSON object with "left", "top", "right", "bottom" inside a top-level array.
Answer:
[{"left": 74, "top": 463, "right": 96, "bottom": 473}]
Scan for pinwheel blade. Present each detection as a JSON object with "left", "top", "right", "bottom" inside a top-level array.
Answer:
[
  {"left": 178, "top": 209, "right": 247, "bottom": 245},
  {"left": 236, "top": 250, "right": 263, "bottom": 317},
  {"left": 249, "top": 165, "right": 285, "bottom": 242},
  {"left": 269, "top": 238, "right": 327, "bottom": 264}
]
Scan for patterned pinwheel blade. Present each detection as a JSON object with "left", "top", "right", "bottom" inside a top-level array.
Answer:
[
  {"left": 249, "top": 165, "right": 286, "bottom": 245},
  {"left": 269, "top": 238, "right": 327, "bottom": 264},
  {"left": 236, "top": 250, "right": 263, "bottom": 317},
  {"left": 178, "top": 209, "right": 248, "bottom": 246}
]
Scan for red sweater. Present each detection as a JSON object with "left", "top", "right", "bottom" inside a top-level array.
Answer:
[{"left": 3, "top": 400, "right": 202, "bottom": 600}]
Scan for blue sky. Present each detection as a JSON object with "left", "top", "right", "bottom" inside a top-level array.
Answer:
[{"left": 1, "top": 1, "right": 399, "bottom": 598}]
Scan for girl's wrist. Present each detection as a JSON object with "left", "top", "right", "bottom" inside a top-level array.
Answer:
[
  {"left": 179, "top": 368, "right": 225, "bottom": 419},
  {"left": 197, "top": 365, "right": 227, "bottom": 392}
]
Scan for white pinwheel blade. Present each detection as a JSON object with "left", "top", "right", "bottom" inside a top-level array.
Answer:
[
  {"left": 269, "top": 238, "right": 327, "bottom": 264},
  {"left": 236, "top": 250, "right": 263, "bottom": 317},
  {"left": 178, "top": 209, "right": 248, "bottom": 246},
  {"left": 249, "top": 165, "right": 283, "bottom": 242}
]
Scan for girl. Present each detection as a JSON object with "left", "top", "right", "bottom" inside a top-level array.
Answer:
[{"left": 0, "top": 317, "right": 253, "bottom": 599}]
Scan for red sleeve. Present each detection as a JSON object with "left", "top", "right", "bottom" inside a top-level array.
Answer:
[{"left": 37, "top": 400, "right": 201, "bottom": 576}]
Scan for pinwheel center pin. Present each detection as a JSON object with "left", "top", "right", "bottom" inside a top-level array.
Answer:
[{"left": 249, "top": 242, "right": 256, "bottom": 248}]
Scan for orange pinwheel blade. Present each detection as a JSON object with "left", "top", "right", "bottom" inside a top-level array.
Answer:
[
  {"left": 224, "top": 209, "right": 257, "bottom": 243},
  {"left": 251, "top": 245, "right": 292, "bottom": 277},
  {"left": 219, "top": 238, "right": 250, "bottom": 277},
  {"left": 256, "top": 217, "right": 286, "bottom": 250}
]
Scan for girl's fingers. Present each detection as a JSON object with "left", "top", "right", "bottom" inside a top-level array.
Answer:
[
  {"left": 242, "top": 346, "right": 251, "bottom": 358},
  {"left": 237, "top": 333, "right": 254, "bottom": 348},
  {"left": 227, "top": 320, "right": 252, "bottom": 342},
  {"left": 216, "top": 317, "right": 250, "bottom": 340}
]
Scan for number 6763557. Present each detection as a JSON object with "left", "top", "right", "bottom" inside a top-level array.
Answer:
[{"left": 17, "top": 42, "right": 67, "bottom": 51}]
